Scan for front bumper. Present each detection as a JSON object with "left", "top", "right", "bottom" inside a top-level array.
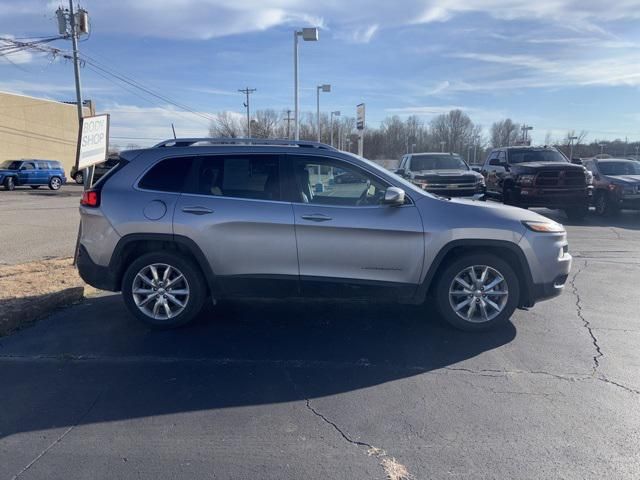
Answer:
[{"left": 512, "top": 186, "right": 591, "bottom": 208}]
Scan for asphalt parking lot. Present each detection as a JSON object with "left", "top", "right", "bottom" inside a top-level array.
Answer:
[
  {"left": 1, "top": 200, "right": 639, "bottom": 478},
  {"left": 0, "top": 184, "right": 83, "bottom": 265}
]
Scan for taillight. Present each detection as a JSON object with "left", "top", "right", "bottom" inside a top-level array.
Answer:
[{"left": 80, "top": 190, "right": 100, "bottom": 207}]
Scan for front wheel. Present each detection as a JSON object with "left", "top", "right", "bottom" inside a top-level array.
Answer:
[
  {"left": 564, "top": 206, "right": 588, "bottom": 220},
  {"left": 48, "top": 176, "right": 62, "bottom": 190},
  {"left": 435, "top": 254, "right": 519, "bottom": 331},
  {"left": 4, "top": 177, "right": 15, "bottom": 191},
  {"left": 594, "top": 192, "right": 618, "bottom": 217},
  {"left": 74, "top": 172, "right": 84, "bottom": 184},
  {"left": 122, "top": 252, "right": 207, "bottom": 329}
]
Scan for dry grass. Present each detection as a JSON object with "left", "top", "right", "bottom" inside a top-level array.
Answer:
[
  {"left": 380, "top": 457, "right": 412, "bottom": 480},
  {"left": 0, "top": 257, "right": 96, "bottom": 335}
]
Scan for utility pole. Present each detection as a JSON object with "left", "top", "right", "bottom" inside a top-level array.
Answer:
[
  {"left": 521, "top": 125, "right": 533, "bottom": 144},
  {"left": 238, "top": 87, "right": 256, "bottom": 138},
  {"left": 284, "top": 109, "right": 293, "bottom": 139}
]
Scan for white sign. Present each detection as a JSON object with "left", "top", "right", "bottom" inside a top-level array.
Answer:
[
  {"left": 76, "top": 114, "right": 109, "bottom": 170},
  {"left": 356, "top": 103, "right": 365, "bottom": 130}
]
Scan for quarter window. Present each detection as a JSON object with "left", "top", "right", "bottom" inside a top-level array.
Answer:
[
  {"left": 291, "top": 156, "right": 388, "bottom": 206},
  {"left": 139, "top": 157, "right": 193, "bottom": 193},
  {"left": 187, "top": 155, "right": 280, "bottom": 201}
]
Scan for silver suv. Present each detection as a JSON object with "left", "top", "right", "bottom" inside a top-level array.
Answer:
[{"left": 77, "top": 138, "right": 572, "bottom": 331}]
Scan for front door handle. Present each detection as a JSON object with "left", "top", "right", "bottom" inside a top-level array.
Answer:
[
  {"left": 301, "top": 213, "right": 332, "bottom": 222},
  {"left": 182, "top": 206, "right": 214, "bottom": 215}
]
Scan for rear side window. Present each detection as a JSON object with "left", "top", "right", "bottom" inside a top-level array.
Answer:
[
  {"left": 138, "top": 157, "right": 193, "bottom": 193},
  {"left": 186, "top": 155, "right": 280, "bottom": 201}
]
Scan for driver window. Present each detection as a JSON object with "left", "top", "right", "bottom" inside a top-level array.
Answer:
[{"left": 292, "top": 157, "right": 387, "bottom": 207}]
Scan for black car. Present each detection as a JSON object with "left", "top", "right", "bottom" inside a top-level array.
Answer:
[
  {"left": 582, "top": 158, "right": 640, "bottom": 215},
  {"left": 481, "top": 146, "right": 591, "bottom": 219},
  {"left": 396, "top": 153, "right": 486, "bottom": 198},
  {"left": 70, "top": 156, "right": 120, "bottom": 184}
]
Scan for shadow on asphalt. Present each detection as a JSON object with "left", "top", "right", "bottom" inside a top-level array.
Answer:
[{"left": 0, "top": 294, "right": 516, "bottom": 438}]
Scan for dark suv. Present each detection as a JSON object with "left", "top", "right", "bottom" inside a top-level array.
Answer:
[
  {"left": 582, "top": 158, "right": 640, "bottom": 215},
  {"left": 481, "top": 146, "right": 591, "bottom": 219},
  {"left": 0, "top": 159, "right": 67, "bottom": 191},
  {"left": 396, "top": 153, "right": 485, "bottom": 199}
]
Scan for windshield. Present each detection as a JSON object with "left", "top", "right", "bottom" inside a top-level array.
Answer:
[
  {"left": 598, "top": 161, "right": 640, "bottom": 176},
  {"left": 0, "top": 160, "right": 21, "bottom": 170},
  {"left": 508, "top": 149, "right": 567, "bottom": 164},
  {"left": 410, "top": 155, "right": 468, "bottom": 171}
]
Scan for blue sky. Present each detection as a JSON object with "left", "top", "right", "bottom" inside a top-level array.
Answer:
[{"left": 1, "top": 0, "right": 639, "bottom": 147}]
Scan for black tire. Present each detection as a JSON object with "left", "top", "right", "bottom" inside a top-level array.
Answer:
[
  {"left": 48, "top": 176, "right": 62, "bottom": 190},
  {"left": 4, "top": 177, "right": 15, "bottom": 191},
  {"left": 74, "top": 172, "right": 84, "bottom": 184},
  {"left": 30, "top": 185, "right": 40, "bottom": 189},
  {"left": 435, "top": 253, "right": 520, "bottom": 332},
  {"left": 564, "top": 206, "right": 588, "bottom": 220},
  {"left": 594, "top": 192, "right": 618, "bottom": 217},
  {"left": 122, "top": 251, "right": 207, "bottom": 329},
  {"left": 503, "top": 187, "right": 516, "bottom": 206}
]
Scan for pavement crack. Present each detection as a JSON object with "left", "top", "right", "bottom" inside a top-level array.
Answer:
[
  {"left": 305, "top": 399, "right": 373, "bottom": 449},
  {"left": 596, "top": 377, "right": 640, "bottom": 395},
  {"left": 570, "top": 260, "right": 603, "bottom": 374},
  {"left": 11, "top": 390, "right": 102, "bottom": 480},
  {"left": 441, "top": 366, "right": 582, "bottom": 381}
]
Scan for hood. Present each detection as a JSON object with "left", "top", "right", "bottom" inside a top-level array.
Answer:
[
  {"left": 413, "top": 169, "right": 481, "bottom": 178},
  {"left": 448, "top": 197, "right": 553, "bottom": 222},
  {"left": 605, "top": 174, "right": 640, "bottom": 184},
  {"left": 513, "top": 162, "right": 584, "bottom": 171}
]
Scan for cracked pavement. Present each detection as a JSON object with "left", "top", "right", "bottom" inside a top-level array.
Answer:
[{"left": 1, "top": 209, "right": 639, "bottom": 479}]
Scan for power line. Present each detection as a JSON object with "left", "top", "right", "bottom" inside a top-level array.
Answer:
[{"left": 238, "top": 87, "right": 256, "bottom": 137}]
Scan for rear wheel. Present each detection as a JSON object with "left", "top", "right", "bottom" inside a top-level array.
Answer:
[
  {"left": 48, "top": 176, "right": 62, "bottom": 190},
  {"left": 435, "top": 254, "right": 519, "bottom": 331},
  {"left": 74, "top": 172, "right": 84, "bottom": 184},
  {"left": 3, "top": 177, "right": 15, "bottom": 191},
  {"left": 594, "top": 192, "right": 618, "bottom": 217},
  {"left": 122, "top": 252, "right": 207, "bottom": 329}
]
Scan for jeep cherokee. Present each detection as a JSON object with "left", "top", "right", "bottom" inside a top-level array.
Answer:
[{"left": 77, "top": 138, "right": 572, "bottom": 331}]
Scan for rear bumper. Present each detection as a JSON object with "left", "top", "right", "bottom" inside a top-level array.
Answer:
[{"left": 77, "top": 244, "right": 119, "bottom": 291}]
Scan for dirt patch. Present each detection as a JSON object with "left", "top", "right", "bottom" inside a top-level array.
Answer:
[{"left": 0, "top": 258, "right": 97, "bottom": 336}]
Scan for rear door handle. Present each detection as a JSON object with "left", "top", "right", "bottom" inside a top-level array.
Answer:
[
  {"left": 301, "top": 213, "right": 332, "bottom": 222},
  {"left": 182, "top": 206, "right": 214, "bottom": 215}
]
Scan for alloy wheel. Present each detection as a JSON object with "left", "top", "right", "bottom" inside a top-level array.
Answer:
[
  {"left": 448, "top": 265, "right": 509, "bottom": 323},
  {"left": 132, "top": 263, "right": 190, "bottom": 320}
]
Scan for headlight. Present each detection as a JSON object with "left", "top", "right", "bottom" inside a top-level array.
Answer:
[
  {"left": 517, "top": 174, "right": 536, "bottom": 186},
  {"left": 522, "top": 220, "right": 565, "bottom": 233},
  {"left": 475, "top": 177, "right": 485, "bottom": 186},
  {"left": 585, "top": 170, "right": 594, "bottom": 185}
]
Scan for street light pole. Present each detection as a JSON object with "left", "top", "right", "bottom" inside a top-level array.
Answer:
[
  {"left": 473, "top": 135, "right": 480, "bottom": 164},
  {"left": 293, "top": 28, "right": 319, "bottom": 141},
  {"left": 330, "top": 111, "right": 340, "bottom": 147},
  {"left": 440, "top": 141, "right": 445, "bottom": 152},
  {"left": 568, "top": 135, "right": 578, "bottom": 162},
  {"left": 316, "top": 84, "right": 331, "bottom": 143}
]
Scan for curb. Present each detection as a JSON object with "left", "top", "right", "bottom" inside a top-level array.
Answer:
[{"left": 0, "top": 286, "right": 85, "bottom": 336}]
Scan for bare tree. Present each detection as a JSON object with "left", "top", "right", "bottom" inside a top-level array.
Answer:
[
  {"left": 251, "top": 109, "right": 281, "bottom": 138},
  {"left": 209, "top": 111, "right": 244, "bottom": 138},
  {"left": 430, "top": 109, "right": 475, "bottom": 154},
  {"left": 490, "top": 119, "right": 520, "bottom": 148}
]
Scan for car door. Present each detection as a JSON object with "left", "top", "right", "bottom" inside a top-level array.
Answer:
[
  {"left": 484, "top": 151, "right": 506, "bottom": 196},
  {"left": 36, "top": 161, "right": 49, "bottom": 185},
  {"left": 173, "top": 153, "right": 299, "bottom": 297},
  {"left": 286, "top": 154, "right": 424, "bottom": 299},
  {"left": 18, "top": 161, "right": 36, "bottom": 185}
]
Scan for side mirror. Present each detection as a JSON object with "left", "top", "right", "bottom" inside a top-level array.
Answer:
[
  {"left": 395, "top": 168, "right": 405, "bottom": 177},
  {"left": 384, "top": 186, "right": 405, "bottom": 206}
]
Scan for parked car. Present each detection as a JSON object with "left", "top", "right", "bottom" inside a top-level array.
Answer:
[
  {"left": 77, "top": 138, "right": 571, "bottom": 332},
  {"left": 396, "top": 153, "right": 486, "bottom": 199},
  {"left": 0, "top": 159, "right": 67, "bottom": 191},
  {"left": 481, "top": 146, "right": 592, "bottom": 219},
  {"left": 582, "top": 158, "right": 640, "bottom": 215},
  {"left": 334, "top": 171, "right": 367, "bottom": 184},
  {"left": 70, "top": 156, "right": 120, "bottom": 184}
]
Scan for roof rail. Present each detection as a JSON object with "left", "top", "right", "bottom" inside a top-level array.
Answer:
[{"left": 152, "top": 137, "right": 338, "bottom": 151}]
